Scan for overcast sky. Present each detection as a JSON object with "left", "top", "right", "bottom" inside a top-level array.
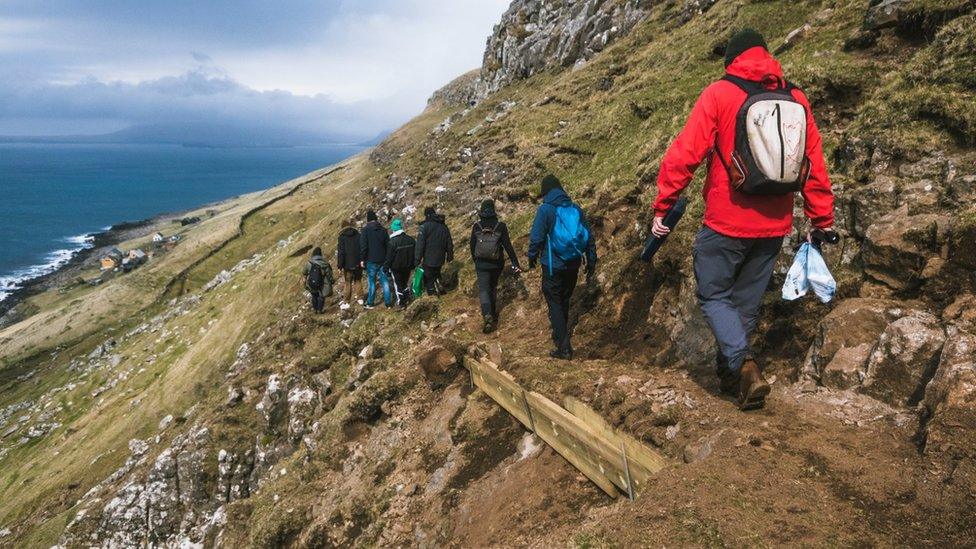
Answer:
[{"left": 0, "top": 0, "right": 509, "bottom": 139}]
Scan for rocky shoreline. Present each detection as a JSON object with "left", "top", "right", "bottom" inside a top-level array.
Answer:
[{"left": 0, "top": 204, "right": 219, "bottom": 329}]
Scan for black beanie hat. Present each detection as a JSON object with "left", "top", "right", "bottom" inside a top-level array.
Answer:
[
  {"left": 311, "top": 246, "right": 322, "bottom": 257},
  {"left": 424, "top": 206, "right": 436, "bottom": 218},
  {"left": 724, "top": 28, "right": 767, "bottom": 67},
  {"left": 479, "top": 199, "right": 496, "bottom": 218},
  {"left": 540, "top": 174, "right": 562, "bottom": 197},
  {"left": 366, "top": 209, "right": 377, "bottom": 222}
]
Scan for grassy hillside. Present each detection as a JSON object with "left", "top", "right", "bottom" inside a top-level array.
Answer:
[{"left": 1, "top": 0, "right": 975, "bottom": 546}]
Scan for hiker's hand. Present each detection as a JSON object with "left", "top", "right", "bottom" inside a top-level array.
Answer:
[
  {"left": 651, "top": 215, "right": 670, "bottom": 237},
  {"left": 806, "top": 226, "right": 834, "bottom": 244},
  {"left": 511, "top": 265, "right": 522, "bottom": 275}
]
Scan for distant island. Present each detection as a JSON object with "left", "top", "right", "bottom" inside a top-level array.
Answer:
[{"left": 0, "top": 122, "right": 391, "bottom": 149}]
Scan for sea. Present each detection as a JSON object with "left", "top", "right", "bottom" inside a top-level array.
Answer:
[{"left": 0, "top": 142, "right": 365, "bottom": 303}]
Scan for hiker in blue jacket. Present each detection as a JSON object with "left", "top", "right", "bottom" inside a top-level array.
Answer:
[{"left": 527, "top": 174, "right": 597, "bottom": 360}]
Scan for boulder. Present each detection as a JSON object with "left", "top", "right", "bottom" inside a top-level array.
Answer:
[
  {"left": 418, "top": 346, "right": 459, "bottom": 382},
  {"left": 861, "top": 207, "right": 949, "bottom": 290},
  {"left": 864, "top": 0, "right": 909, "bottom": 30},
  {"left": 861, "top": 312, "right": 946, "bottom": 407},
  {"left": 922, "top": 330, "right": 976, "bottom": 457},
  {"left": 821, "top": 344, "right": 874, "bottom": 390},
  {"left": 802, "top": 298, "right": 911, "bottom": 386}
]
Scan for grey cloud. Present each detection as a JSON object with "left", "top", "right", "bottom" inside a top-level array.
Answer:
[{"left": 0, "top": 67, "right": 401, "bottom": 141}]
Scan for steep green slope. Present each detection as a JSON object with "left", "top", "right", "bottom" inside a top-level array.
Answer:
[{"left": 2, "top": 0, "right": 975, "bottom": 546}]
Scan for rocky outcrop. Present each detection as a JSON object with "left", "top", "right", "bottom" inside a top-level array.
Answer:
[
  {"left": 860, "top": 312, "right": 946, "bottom": 406},
  {"left": 861, "top": 207, "right": 950, "bottom": 291},
  {"left": 802, "top": 298, "right": 951, "bottom": 406},
  {"left": 478, "top": 0, "right": 653, "bottom": 96},
  {"left": 921, "top": 329, "right": 976, "bottom": 456},
  {"left": 427, "top": 70, "right": 481, "bottom": 109},
  {"left": 802, "top": 298, "right": 915, "bottom": 390}
]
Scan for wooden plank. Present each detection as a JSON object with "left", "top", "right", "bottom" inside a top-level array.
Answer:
[
  {"left": 527, "top": 390, "right": 634, "bottom": 494},
  {"left": 461, "top": 357, "right": 667, "bottom": 499},
  {"left": 530, "top": 406, "right": 621, "bottom": 497},
  {"left": 563, "top": 396, "right": 669, "bottom": 497},
  {"left": 464, "top": 357, "right": 532, "bottom": 429},
  {"left": 465, "top": 358, "right": 621, "bottom": 497}
]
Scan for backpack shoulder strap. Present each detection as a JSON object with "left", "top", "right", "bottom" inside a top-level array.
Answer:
[
  {"left": 723, "top": 74, "right": 790, "bottom": 95},
  {"left": 722, "top": 74, "right": 764, "bottom": 95}
]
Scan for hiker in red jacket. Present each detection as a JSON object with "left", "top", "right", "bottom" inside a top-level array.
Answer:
[{"left": 652, "top": 29, "right": 834, "bottom": 410}]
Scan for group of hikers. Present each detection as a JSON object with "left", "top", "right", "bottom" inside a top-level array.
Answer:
[{"left": 303, "top": 29, "right": 835, "bottom": 411}]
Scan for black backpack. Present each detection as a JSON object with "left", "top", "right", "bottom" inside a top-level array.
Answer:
[
  {"left": 719, "top": 74, "right": 812, "bottom": 195},
  {"left": 306, "top": 262, "right": 331, "bottom": 296},
  {"left": 473, "top": 223, "right": 502, "bottom": 261}
]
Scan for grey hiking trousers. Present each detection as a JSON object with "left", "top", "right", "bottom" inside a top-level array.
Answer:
[{"left": 692, "top": 226, "right": 783, "bottom": 374}]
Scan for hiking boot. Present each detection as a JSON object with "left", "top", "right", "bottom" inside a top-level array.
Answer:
[
  {"left": 718, "top": 368, "right": 740, "bottom": 396},
  {"left": 738, "top": 359, "right": 770, "bottom": 411},
  {"left": 549, "top": 348, "right": 573, "bottom": 361},
  {"left": 482, "top": 315, "right": 495, "bottom": 334}
]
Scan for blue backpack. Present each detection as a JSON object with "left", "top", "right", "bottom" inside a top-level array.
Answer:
[{"left": 548, "top": 204, "right": 589, "bottom": 268}]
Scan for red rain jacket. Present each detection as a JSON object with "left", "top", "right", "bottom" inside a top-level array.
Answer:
[{"left": 653, "top": 47, "right": 834, "bottom": 238}]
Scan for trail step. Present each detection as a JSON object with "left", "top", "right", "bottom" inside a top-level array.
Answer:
[{"left": 463, "top": 355, "right": 669, "bottom": 499}]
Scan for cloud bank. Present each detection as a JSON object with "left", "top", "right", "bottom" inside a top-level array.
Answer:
[{"left": 0, "top": 0, "right": 510, "bottom": 141}]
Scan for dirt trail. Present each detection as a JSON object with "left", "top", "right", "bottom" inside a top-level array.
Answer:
[{"left": 423, "top": 281, "right": 976, "bottom": 546}]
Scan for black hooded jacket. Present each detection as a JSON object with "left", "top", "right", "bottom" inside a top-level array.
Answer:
[
  {"left": 414, "top": 213, "right": 454, "bottom": 268},
  {"left": 359, "top": 220, "right": 389, "bottom": 265},
  {"left": 337, "top": 226, "right": 361, "bottom": 271},
  {"left": 470, "top": 215, "right": 519, "bottom": 272}
]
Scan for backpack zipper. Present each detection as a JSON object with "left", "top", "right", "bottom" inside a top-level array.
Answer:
[{"left": 774, "top": 102, "right": 785, "bottom": 180}]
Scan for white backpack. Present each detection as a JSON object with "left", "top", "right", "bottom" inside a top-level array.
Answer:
[{"left": 718, "top": 75, "right": 812, "bottom": 195}]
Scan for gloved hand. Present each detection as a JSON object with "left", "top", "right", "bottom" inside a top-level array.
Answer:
[
  {"left": 511, "top": 264, "right": 522, "bottom": 275},
  {"left": 528, "top": 257, "right": 537, "bottom": 270}
]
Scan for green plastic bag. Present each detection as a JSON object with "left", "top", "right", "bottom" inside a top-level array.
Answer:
[{"left": 412, "top": 267, "right": 424, "bottom": 298}]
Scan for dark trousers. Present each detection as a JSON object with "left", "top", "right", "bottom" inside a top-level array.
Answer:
[
  {"left": 310, "top": 291, "right": 325, "bottom": 313},
  {"left": 476, "top": 268, "right": 501, "bottom": 319},
  {"left": 390, "top": 268, "right": 413, "bottom": 307},
  {"left": 423, "top": 264, "right": 442, "bottom": 295},
  {"left": 693, "top": 226, "right": 783, "bottom": 374},
  {"left": 541, "top": 266, "right": 578, "bottom": 353}
]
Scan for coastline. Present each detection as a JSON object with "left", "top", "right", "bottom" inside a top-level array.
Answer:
[{"left": 0, "top": 201, "right": 225, "bottom": 328}]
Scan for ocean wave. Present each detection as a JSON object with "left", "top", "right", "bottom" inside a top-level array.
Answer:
[{"left": 0, "top": 232, "right": 96, "bottom": 304}]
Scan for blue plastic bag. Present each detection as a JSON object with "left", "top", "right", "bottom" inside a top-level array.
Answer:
[{"left": 782, "top": 243, "right": 835, "bottom": 303}]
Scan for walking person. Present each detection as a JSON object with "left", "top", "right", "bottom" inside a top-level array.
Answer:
[
  {"left": 336, "top": 219, "right": 363, "bottom": 308},
  {"left": 527, "top": 175, "right": 597, "bottom": 360},
  {"left": 384, "top": 219, "right": 416, "bottom": 309},
  {"left": 302, "top": 247, "right": 334, "bottom": 314},
  {"left": 651, "top": 29, "right": 834, "bottom": 410},
  {"left": 470, "top": 199, "right": 521, "bottom": 333},
  {"left": 359, "top": 209, "right": 392, "bottom": 309},
  {"left": 414, "top": 206, "right": 454, "bottom": 296}
]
